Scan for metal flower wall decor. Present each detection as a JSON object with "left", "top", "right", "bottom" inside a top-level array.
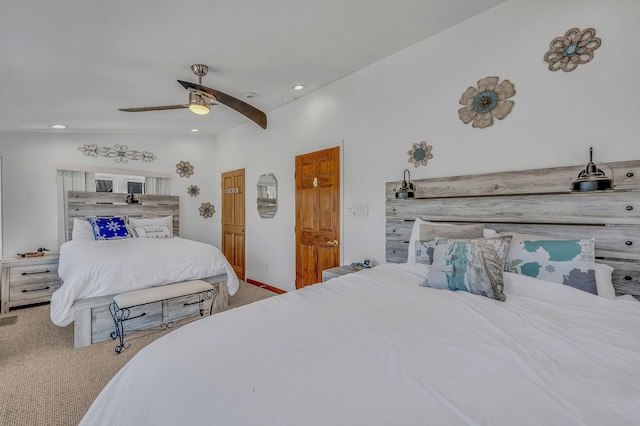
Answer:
[
  {"left": 187, "top": 185, "right": 200, "bottom": 197},
  {"left": 79, "top": 144, "right": 157, "bottom": 163},
  {"left": 543, "top": 28, "right": 601, "bottom": 72},
  {"left": 458, "top": 76, "right": 515, "bottom": 129},
  {"left": 176, "top": 161, "right": 194, "bottom": 178},
  {"left": 199, "top": 202, "right": 215, "bottom": 218},
  {"left": 407, "top": 141, "right": 433, "bottom": 167}
]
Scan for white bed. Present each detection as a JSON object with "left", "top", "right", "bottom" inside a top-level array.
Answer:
[
  {"left": 80, "top": 263, "right": 640, "bottom": 425},
  {"left": 50, "top": 237, "right": 239, "bottom": 326}
]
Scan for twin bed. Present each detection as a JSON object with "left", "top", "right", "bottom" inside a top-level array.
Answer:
[{"left": 75, "top": 161, "right": 640, "bottom": 425}]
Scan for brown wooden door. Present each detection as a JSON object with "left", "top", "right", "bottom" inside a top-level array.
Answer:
[
  {"left": 221, "top": 168, "right": 245, "bottom": 280},
  {"left": 295, "top": 146, "right": 340, "bottom": 288}
]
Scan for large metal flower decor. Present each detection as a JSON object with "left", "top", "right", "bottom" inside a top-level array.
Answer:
[
  {"left": 543, "top": 28, "right": 601, "bottom": 72},
  {"left": 458, "top": 76, "right": 515, "bottom": 129}
]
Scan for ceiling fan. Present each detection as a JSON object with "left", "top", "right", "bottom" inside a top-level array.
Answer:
[{"left": 119, "top": 64, "right": 267, "bottom": 129}]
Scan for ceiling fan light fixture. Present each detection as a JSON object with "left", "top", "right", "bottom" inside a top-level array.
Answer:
[{"left": 188, "top": 92, "right": 210, "bottom": 115}]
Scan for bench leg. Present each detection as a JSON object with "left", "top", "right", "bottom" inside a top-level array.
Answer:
[{"left": 109, "top": 302, "right": 129, "bottom": 354}]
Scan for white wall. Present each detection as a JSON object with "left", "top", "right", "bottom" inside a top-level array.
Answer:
[
  {"left": 0, "top": 132, "right": 217, "bottom": 257},
  {"left": 216, "top": 0, "right": 640, "bottom": 291}
]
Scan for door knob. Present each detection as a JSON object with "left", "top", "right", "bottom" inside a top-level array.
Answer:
[{"left": 327, "top": 240, "right": 339, "bottom": 246}]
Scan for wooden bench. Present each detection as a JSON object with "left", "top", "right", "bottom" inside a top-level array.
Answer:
[{"left": 109, "top": 280, "right": 215, "bottom": 354}]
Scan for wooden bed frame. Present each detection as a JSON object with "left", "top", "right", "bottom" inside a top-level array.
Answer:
[
  {"left": 65, "top": 191, "right": 230, "bottom": 348},
  {"left": 385, "top": 160, "right": 640, "bottom": 298}
]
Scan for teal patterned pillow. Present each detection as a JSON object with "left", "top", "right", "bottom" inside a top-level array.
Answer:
[
  {"left": 414, "top": 240, "right": 435, "bottom": 265},
  {"left": 504, "top": 239, "right": 597, "bottom": 295},
  {"left": 426, "top": 236, "right": 512, "bottom": 301}
]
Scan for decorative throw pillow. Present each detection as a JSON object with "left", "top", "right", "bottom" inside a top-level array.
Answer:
[
  {"left": 413, "top": 224, "right": 485, "bottom": 265},
  {"left": 128, "top": 216, "right": 174, "bottom": 237},
  {"left": 130, "top": 225, "right": 172, "bottom": 239},
  {"left": 504, "top": 238, "right": 597, "bottom": 295},
  {"left": 87, "top": 217, "right": 129, "bottom": 240},
  {"left": 419, "top": 223, "right": 485, "bottom": 242},
  {"left": 415, "top": 240, "right": 435, "bottom": 265},
  {"left": 425, "top": 236, "right": 512, "bottom": 301}
]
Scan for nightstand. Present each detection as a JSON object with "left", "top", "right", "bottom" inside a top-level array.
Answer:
[
  {"left": 322, "top": 265, "right": 359, "bottom": 282},
  {"left": 1, "top": 254, "right": 62, "bottom": 314}
]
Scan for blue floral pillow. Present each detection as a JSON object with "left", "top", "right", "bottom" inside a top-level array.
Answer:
[
  {"left": 87, "top": 217, "right": 129, "bottom": 240},
  {"left": 504, "top": 238, "right": 597, "bottom": 295}
]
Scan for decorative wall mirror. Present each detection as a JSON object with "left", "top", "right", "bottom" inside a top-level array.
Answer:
[{"left": 257, "top": 173, "right": 277, "bottom": 218}]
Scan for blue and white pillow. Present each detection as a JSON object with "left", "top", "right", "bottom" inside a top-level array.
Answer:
[
  {"left": 504, "top": 238, "right": 597, "bottom": 295},
  {"left": 87, "top": 217, "right": 129, "bottom": 240},
  {"left": 426, "top": 236, "right": 512, "bottom": 301}
]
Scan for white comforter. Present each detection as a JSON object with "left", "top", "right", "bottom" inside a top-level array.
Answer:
[
  {"left": 81, "top": 263, "right": 640, "bottom": 425},
  {"left": 50, "top": 237, "right": 239, "bottom": 326}
]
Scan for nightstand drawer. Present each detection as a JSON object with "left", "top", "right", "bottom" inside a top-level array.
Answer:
[
  {"left": 9, "top": 263, "right": 60, "bottom": 285},
  {"left": 10, "top": 278, "right": 62, "bottom": 304},
  {"left": 1, "top": 254, "right": 61, "bottom": 313}
]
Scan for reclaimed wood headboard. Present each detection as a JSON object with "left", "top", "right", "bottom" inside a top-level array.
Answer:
[
  {"left": 385, "top": 160, "right": 640, "bottom": 297},
  {"left": 66, "top": 191, "right": 180, "bottom": 240}
]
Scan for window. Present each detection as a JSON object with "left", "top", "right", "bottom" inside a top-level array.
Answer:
[{"left": 95, "top": 173, "right": 145, "bottom": 194}]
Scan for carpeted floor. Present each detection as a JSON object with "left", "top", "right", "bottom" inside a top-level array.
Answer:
[{"left": 0, "top": 281, "right": 277, "bottom": 426}]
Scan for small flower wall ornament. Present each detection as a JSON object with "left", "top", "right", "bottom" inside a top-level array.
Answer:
[
  {"left": 458, "top": 76, "right": 515, "bottom": 129},
  {"left": 407, "top": 141, "right": 433, "bottom": 167},
  {"left": 199, "top": 202, "right": 215, "bottom": 218},
  {"left": 544, "top": 28, "right": 601, "bottom": 72},
  {"left": 187, "top": 185, "right": 200, "bottom": 197},
  {"left": 176, "top": 161, "right": 194, "bottom": 178}
]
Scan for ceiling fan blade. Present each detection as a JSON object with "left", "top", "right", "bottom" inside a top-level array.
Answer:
[
  {"left": 178, "top": 80, "right": 267, "bottom": 129},
  {"left": 119, "top": 105, "right": 188, "bottom": 112}
]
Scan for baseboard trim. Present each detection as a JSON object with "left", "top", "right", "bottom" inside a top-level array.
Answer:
[{"left": 245, "top": 279, "right": 287, "bottom": 294}]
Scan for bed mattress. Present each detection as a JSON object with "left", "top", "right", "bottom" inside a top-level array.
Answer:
[
  {"left": 50, "top": 237, "right": 239, "bottom": 326},
  {"left": 80, "top": 263, "right": 640, "bottom": 425}
]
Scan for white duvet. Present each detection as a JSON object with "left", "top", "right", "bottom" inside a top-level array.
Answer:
[
  {"left": 50, "top": 237, "right": 239, "bottom": 326},
  {"left": 81, "top": 263, "right": 640, "bottom": 425}
]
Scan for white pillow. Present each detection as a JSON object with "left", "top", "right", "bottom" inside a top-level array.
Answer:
[
  {"left": 128, "top": 216, "right": 174, "bottom": 237},
  {"left": 71, "top": 218, "right": 96, "bottom": 240},
  {"left": 595, "top": 262, "right": 616, "bottom": 299},
  {"left": 130, "top": 225, "right": 172, "bottom": 239},
  {"left": 406, "top": 217, "right": 497, "bottom": 263}
]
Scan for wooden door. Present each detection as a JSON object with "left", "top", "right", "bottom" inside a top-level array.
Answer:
[
  {"left": 221, "top": 169, "right": 245, "bottom": 280},
  {"left": 295, "top": 147, "right": 340, "bottom": 288}
]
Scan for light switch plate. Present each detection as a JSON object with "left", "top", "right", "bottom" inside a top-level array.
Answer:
[{"left": 346, "top": 204, "right": 368, "bottom": 216}]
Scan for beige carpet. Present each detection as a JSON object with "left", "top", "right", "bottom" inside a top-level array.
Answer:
[{"left": 0, "top": 281, "right": 277, "bottom": 426}]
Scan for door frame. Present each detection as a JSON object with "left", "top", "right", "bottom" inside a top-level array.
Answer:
[{"left": 293, "top": 141, "right": 345, "bottom": 282}]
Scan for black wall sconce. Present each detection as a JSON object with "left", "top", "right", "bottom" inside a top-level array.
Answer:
[
  {"left": 571, "top": 147, "right": 613, "bottom": 192},
  {"left": 395, "top": 169, "right": 416, "bottom": 199},
  {"left": 126, "top": 193, "right": 139, "bottom": 204}
]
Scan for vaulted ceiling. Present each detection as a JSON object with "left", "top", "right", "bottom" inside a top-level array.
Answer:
[{"left": 1, "top": 0, "right": 505, "bottom": 135}]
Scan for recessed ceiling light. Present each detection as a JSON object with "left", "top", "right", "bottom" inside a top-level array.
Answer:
[
  {"left": 190, "top": 128, "right": 200, "bottom": 132},
  {"left": 243, "top": 92, "right": 256, "bottom": 99},
  {"left": 49, "top": 124, "right": 67, "bottom": 129},
  {"left": 292, "top": 84, "right": 305, "bottom": 91}
]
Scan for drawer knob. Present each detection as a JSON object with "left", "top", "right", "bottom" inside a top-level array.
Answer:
[
  {"left": 626, "top": 206, "right": 634, "bottom": 211},
  {"left": 626, "top": 241, "right": 633, "bottom": 246},
  {"left": 627, "top": 172, "right": 634, "bottom": 178},
  {"left": 625, "top": 276, "right": 633, "bottom": 281}
]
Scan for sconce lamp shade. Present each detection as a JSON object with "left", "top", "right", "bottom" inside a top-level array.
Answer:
[
  {"left": 571, "top": 147, "right": 613, "bottom": 192},
  {"left": 395, "top": 169, "right": 416, "bottom": 199}
]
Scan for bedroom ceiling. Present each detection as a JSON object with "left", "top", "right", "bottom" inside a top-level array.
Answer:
[{"left": 0, "top": 0, "right": 505, "bottom": 136}]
